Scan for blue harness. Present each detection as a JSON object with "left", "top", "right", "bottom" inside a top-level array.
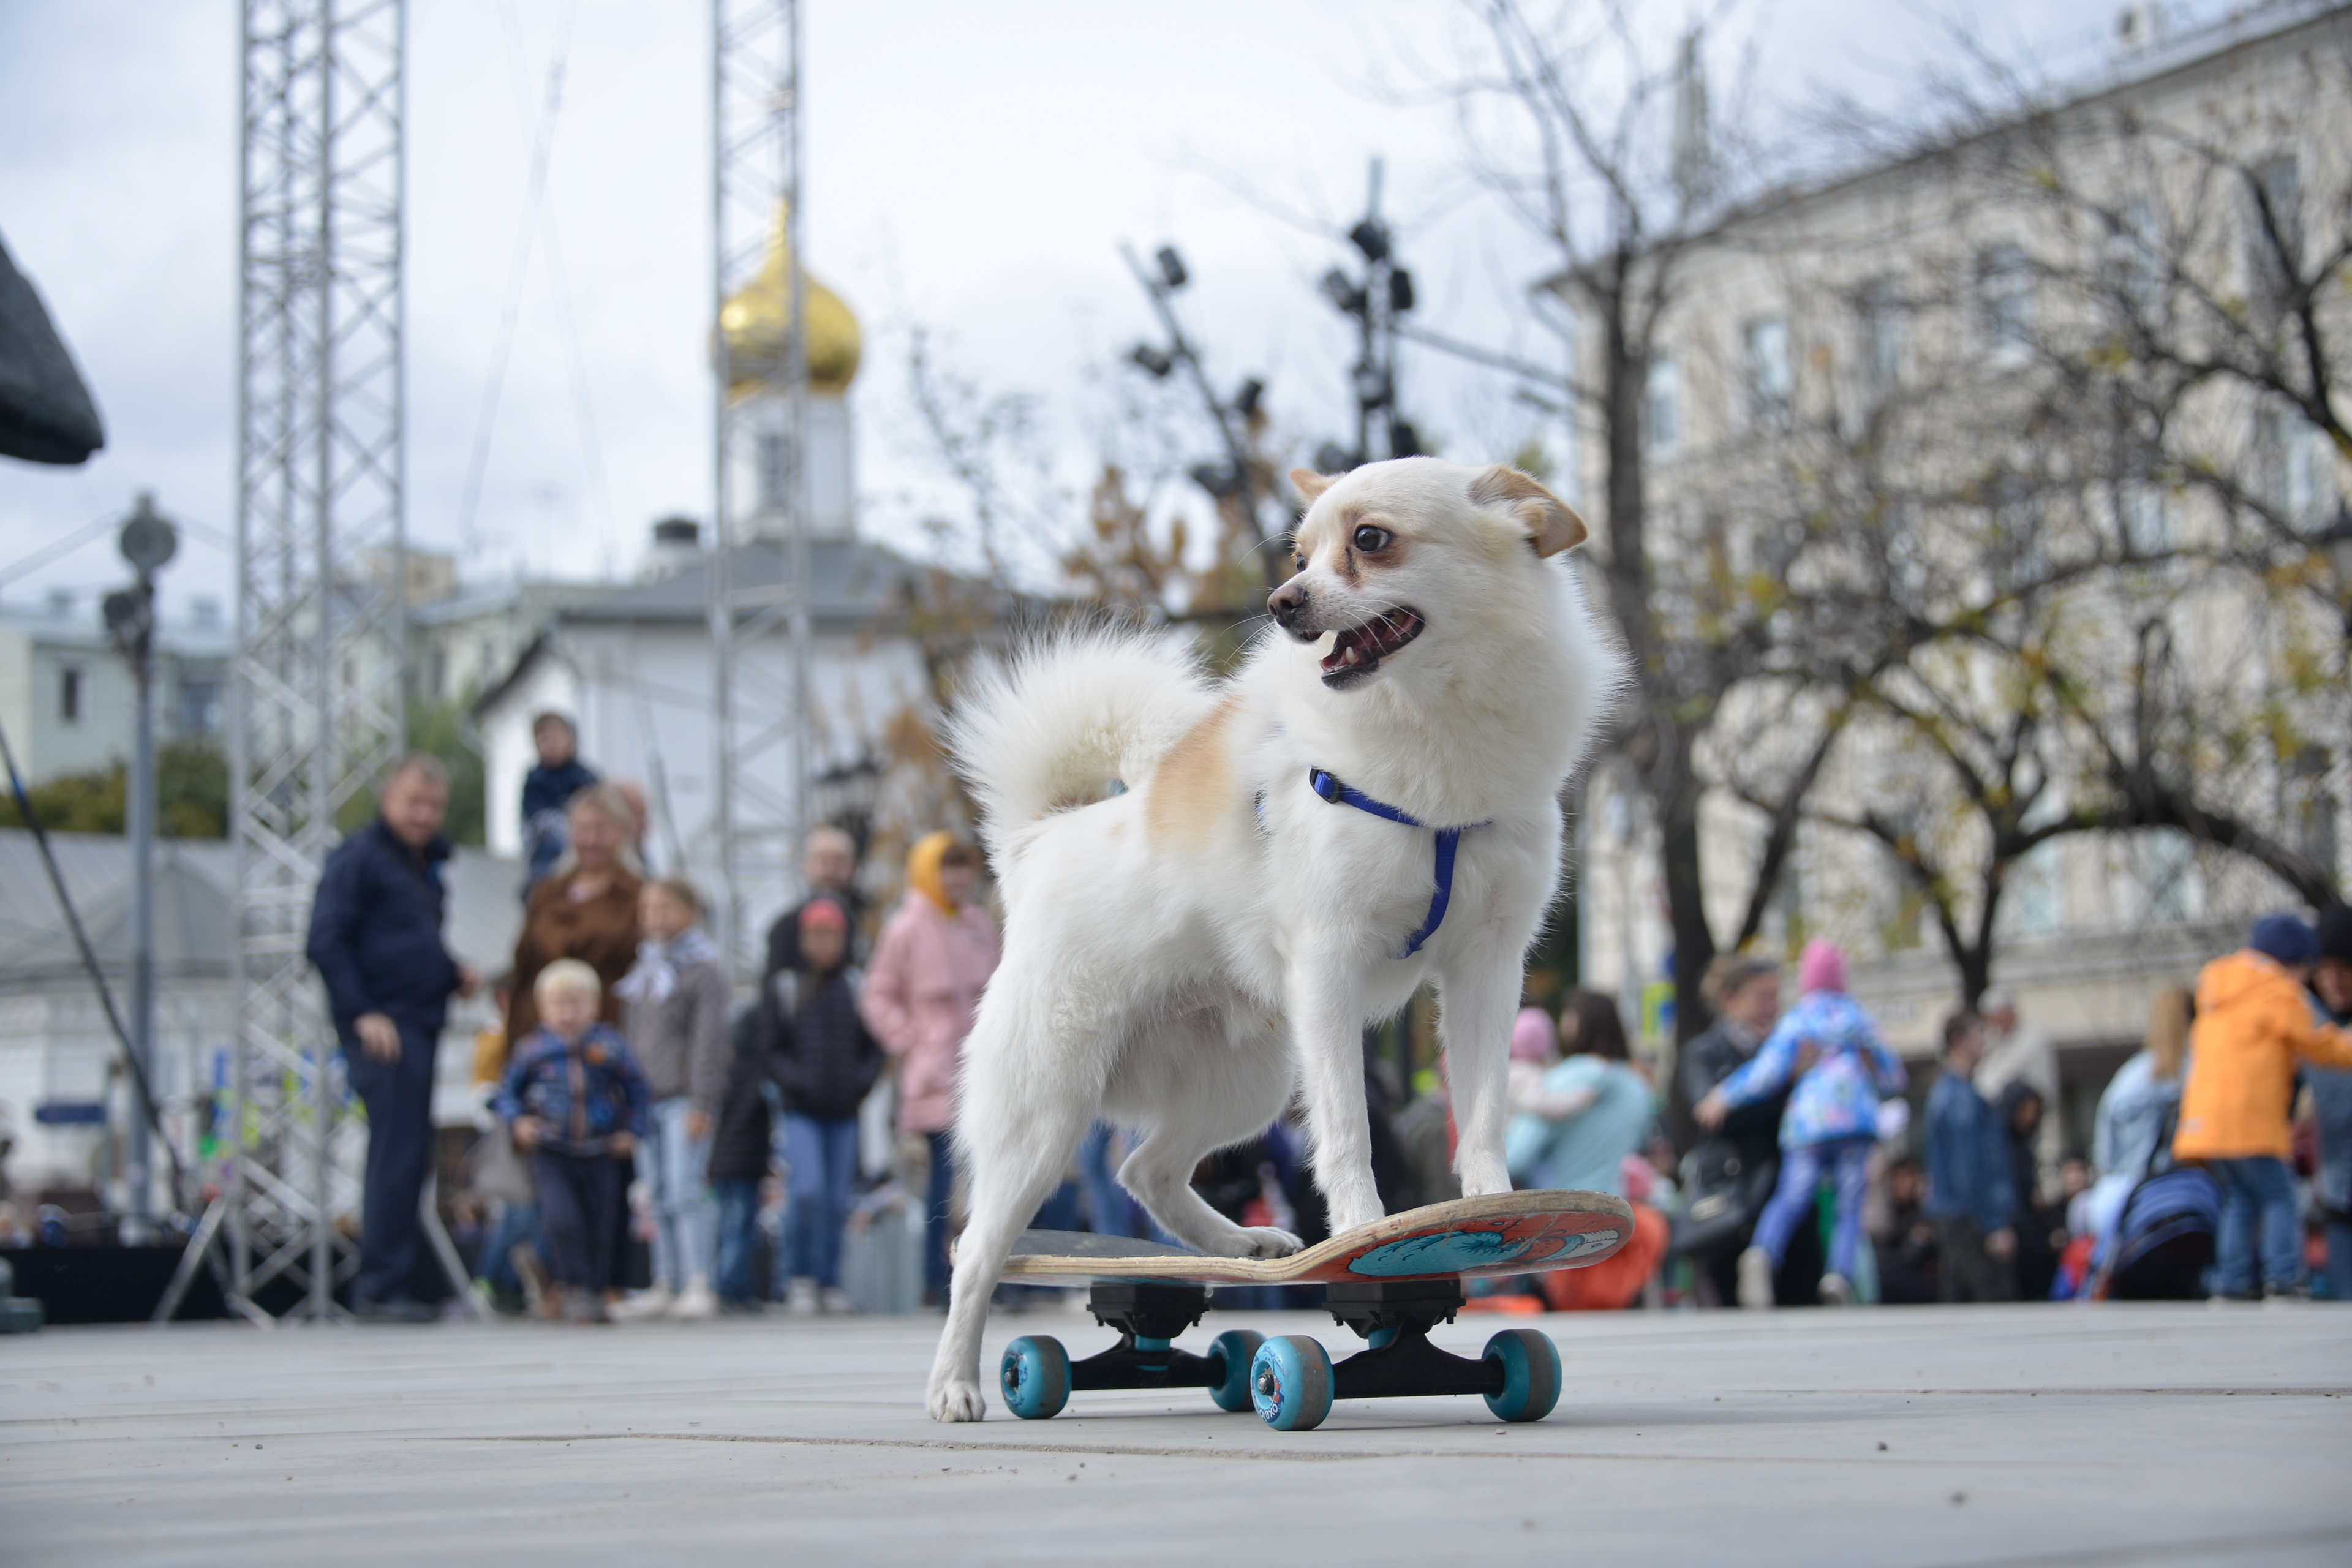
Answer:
[{"left": 1305, "top": 767, "right": 1485, "bottom": 959}]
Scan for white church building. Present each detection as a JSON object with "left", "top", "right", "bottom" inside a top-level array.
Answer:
[{"left": 473, "top": 211, "right": 996, "bottom": 960}]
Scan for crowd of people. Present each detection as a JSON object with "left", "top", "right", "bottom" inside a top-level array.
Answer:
[
  {"left": 309, "top": 715, "right": 1007, "bottom": 1324},
  {"left": 305, "top": 712, "right": 2352, "bottom": 1322}
]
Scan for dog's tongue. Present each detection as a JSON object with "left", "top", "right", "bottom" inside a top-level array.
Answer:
[
  {"left": 1321, "top": 611, "right": 1418, "bottom": 673},
  {"left": 1322, "top": 626, "right": 1371, "bottom": 674}
]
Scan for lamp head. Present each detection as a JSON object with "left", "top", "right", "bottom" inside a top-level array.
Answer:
[{"left": 118, "top": 492, "right": 178, "bottom": 576}]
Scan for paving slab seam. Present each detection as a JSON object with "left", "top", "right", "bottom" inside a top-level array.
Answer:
[
  {"left": 443, "top": 1430, "right": 2290, "bottom": 1470},
  {"left": 1917, "top": 1521, "right": 2352, "bottom": 1568}
]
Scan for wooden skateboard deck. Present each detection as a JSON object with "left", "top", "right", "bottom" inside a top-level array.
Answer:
[{"left": 989, "top": 1190, "right": 1631, "bottom": 1285}]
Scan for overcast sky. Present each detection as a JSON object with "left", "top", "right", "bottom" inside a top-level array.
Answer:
[{"left": 0, "top": 0, "right": 2136, "bottom": 616}]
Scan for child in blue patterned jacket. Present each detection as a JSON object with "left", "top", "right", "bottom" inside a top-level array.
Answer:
[
  {"left": 497, "top": 959, "right": 652, "bottom": 1321},
  {"left": 1697, "top": 939, "right": 1907, "bottom": 1308}
]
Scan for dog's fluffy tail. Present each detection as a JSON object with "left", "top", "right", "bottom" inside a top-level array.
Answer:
[{"left": 948, "top": 626, "right": 1215, "bottom": 851}]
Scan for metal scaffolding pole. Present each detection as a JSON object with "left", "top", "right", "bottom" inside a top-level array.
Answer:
[
  {"left": 709, "top": 0, "right": 812, "bottom": 976},
  {"left": 225, "top": 0, "right": 408, "bottom": 1321}
]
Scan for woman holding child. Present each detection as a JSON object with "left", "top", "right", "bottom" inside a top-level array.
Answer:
[{"left": 507, "top": 783, "right": 646, "bottom": 1041}]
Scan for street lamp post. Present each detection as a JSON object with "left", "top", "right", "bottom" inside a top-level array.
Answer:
[
  {"left": 1314, "top": 157, "right": 1418, "bottom": 475},
  {"left": 103, "top": 492, "right": 178, "bottom": 1244},
  {"left": 1121, "top": 243, "right": 1286, "bottom": 591}
]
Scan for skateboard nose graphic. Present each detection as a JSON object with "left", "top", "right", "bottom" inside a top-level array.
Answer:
[{"left": 1346, "top": 1229, "right": 1537, "bottom": 1277}]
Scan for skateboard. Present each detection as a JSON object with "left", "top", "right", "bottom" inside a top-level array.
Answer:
[{"left": 982, "top": 1190, "right": 1631, "bottom": 1431}]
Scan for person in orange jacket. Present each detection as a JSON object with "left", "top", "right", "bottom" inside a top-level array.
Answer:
[{"left": 2176, "top": 914, "right": 2352, "bottom": 1298}]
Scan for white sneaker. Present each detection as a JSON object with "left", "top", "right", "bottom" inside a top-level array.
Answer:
[
  {"left": 786, "top": 1277, "right": 820, "bottom": 1316},
  {"left": 1818, "top": 1273, "right": 1854, "bottom": 1307},
  {"left": 671, "top": 1279, "right": 719, "bottom": 1321},
  {"left": 1736, "top": 1246, "right": 1776, "bottom": 1310},
  {"left": 819, "top": 1286, "right": 856, "bottom": 1316},
  {"left": 606, "top": 1284, "right": 674, "bottom": 1322}
]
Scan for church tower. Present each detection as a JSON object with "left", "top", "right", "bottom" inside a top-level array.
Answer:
[{"left": 717, "top": 203, "right": 862, "bottom": 539}]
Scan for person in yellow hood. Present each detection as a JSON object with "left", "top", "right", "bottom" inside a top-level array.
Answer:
[{"left": 2176, "top": 913, "right": 2352, "bottom": 1298}]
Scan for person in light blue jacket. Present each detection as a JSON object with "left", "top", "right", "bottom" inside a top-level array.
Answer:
[{"left": 1696, "top": 940, "right": 1906, "bottom": 1308}]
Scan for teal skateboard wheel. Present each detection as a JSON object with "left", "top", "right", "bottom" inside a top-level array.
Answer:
[
  {"left": 1206, "top": 1329, "right": 1265, "bottom": 1412},
  {"left": 1250, "top": 1335, "right": 1334, "bottom": 1431},
  {"left": 1482, "top": 1327, "right": 1561, "bottom": 1423},
  {"left": 1000, "top": 1335, "right": 1071, "bottom": 1420}
]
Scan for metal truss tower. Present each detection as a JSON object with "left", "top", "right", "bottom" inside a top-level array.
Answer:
[
  {"left": 708, "top": 0, "right": 813, "bottom": 973},
  {"left": 224, "top": 0, "right": 408, "bottom": 1321}
]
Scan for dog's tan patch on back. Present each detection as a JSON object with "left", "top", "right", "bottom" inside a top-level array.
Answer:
[{"left": 1144, "top": 697, "right": 1241, "bottom": 853}]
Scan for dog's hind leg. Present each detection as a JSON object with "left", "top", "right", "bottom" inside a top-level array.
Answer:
[
  {"left": 1436, "top": 938, "right": 1523, "bottom": 1198},
  {"left": 924, "top": 1058, "right": 1093, "bottom": 1423},
  {"left": 1113, "top": 1019, "right": 1300, "bottom": 1259}
]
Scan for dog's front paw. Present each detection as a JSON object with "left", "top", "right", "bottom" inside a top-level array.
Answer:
[
  {"left": 1236, "top": 1226, "right": 1302, "bottom": 1258},
  {"left": 927, "top": 1376, "right": 987, "bottom": 1423}
]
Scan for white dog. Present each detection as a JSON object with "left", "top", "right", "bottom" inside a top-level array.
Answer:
[{"left": 926, "top": 456, "right": 1624, "bottom": 1421}]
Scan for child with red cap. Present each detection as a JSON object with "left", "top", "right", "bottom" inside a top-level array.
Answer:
[{"left": 1696, "top": 939, "right": 1907, "bottom": 1308}]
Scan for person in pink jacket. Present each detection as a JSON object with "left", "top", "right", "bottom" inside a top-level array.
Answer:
[{"left": 859, "top": 831, "right": 1000, "bottom": 1304}]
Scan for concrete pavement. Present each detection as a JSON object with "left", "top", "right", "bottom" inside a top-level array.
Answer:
[{"left": 4, "top": 1300, "right": 2348, "bottom": 1566}]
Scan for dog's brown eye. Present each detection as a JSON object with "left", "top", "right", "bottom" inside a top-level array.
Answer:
[
  {"left": 1292, "top": 555, "right": 1306, "bottom": 574},
  {"left": 1352, "top": 524, "right": 1391, "bottom": 553}
]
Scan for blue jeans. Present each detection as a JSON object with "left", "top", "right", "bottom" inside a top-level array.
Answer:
[
  {"left": 475, "top": 1200, "right": 540, "bottom": 1294},
  {"left": 2325, "top": 1219, "right": 2352, "bottom": 1304},
  {"left": 925, "top": 1131, "right": 955, "bottom": 1297},
  {"left": 783, "top": 1114, "right": 861, "bottom": 1289},
  {"left": 712, "top": 1178, "right": 763, "bottom": 1303},
  {"left": 2210, "top": 1156, "right": 2301, "bottom": 1295},
  {"left": 636, "top": 1097, "right": 717, "bottom": 1291},
  {"left": 1753, "top": 1136, "right": 1873, "bottom": 1281}
]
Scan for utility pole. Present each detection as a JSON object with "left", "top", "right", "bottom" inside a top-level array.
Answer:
[{"left": 103, "top": 492, "right": 178, "bottom": 1244}]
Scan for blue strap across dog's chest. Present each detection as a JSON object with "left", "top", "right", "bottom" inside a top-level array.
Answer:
[{"left": 1307, "top": 768, "right": 1481, "bottom": 959}]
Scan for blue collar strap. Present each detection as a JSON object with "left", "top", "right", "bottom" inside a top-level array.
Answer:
[{"left": 1306, "top": 768, "right": 1482, "bottom": 959}]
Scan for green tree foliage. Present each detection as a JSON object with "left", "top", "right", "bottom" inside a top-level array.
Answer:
[
  {"left": 0, "top": 739, "right": 230, "bottom": 838},
  {"left": 331, "top": 700, "right": 489, "bottom": 845}
]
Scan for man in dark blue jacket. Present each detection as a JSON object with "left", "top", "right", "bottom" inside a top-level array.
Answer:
[
  {"left": 307, "top": 755, "right": 479, "bottom": 1321},
  {"left": 1926, "top": 1010, "right": 2017, "bottom": 1303}
]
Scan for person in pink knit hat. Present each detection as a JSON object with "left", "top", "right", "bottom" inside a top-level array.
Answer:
[{"left": 1696, "top": 938, "right": 1907, "bottom": 1308}]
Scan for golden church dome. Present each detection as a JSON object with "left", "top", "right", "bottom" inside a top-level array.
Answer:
[{"left": 717, "top": 203, "right": 861, "bottom": 398}]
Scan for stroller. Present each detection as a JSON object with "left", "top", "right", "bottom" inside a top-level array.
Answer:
[{"left": 2095, "top": 1101, "right": 2218, "bottom": 1300}]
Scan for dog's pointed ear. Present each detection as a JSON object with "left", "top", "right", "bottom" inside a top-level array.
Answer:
[
  {"left": 1290, "top": 469, "right": 1335, "bottom": 506},
  {"left": 1469, "top": 464, "right": 1587, "bottom": 556}
]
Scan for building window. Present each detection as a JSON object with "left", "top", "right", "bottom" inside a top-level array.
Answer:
[
  {"left": 59, "top": 666, "right": 83, "bottom": 723},
  {"left": 1643, "top": 355, "right": 1680, "bottom": 453},
  {"left": 1743, "top": 315, "right": 1792, "bottom": 429},
  {"left": 2119, "top": 480, "right": 2171, "bottom": 557},
  {"left": 2111, "top": 200, "right": 2161, "bottom": 316},
  {"left": 2249, "top": 153, "right": 2301, "bottom": 309},
  {"left": 758, "top": 429, "right": 791, "bottom": 510},
  {"left": 2257, "top": 398, "right": 2332, "bottom": 528},
  {"left": 1978, "top": 243, "right": 2033, "bottom": 365},
  {"left": 176, "top": 677, "right": 222, "bottom": 737},
  {"left": 2139, "top": 828, "right": 2196, "bottom": 926},
  {"left": 1857, "top": 278, "right": 1903, "bottom": 398}
]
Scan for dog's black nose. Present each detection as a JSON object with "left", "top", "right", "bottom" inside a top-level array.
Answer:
[{"left": 1268, "top": 581, "right": 1306, "bottom": 628}]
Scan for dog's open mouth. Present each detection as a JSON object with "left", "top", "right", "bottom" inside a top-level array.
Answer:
[{"left": 1319, "top": 608, "right": 1423, "bottom": 688}]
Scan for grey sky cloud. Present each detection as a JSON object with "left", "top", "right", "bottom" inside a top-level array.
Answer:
[{"left": 1, "top": 0, "right": 2112, "bottom": 615}]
